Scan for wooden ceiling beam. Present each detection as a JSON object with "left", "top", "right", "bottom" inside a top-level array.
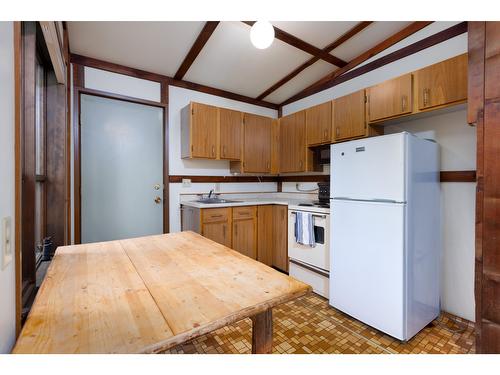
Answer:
[
  {"left": 174, "top": 21, "right": 220, "bottom": 80},
  {"left": 256, "top": 21, "right": 373, "bottom": 101},
  {"left": 69, "top": 53, "right": 279, "bottom": 110},
  {"left": 280, "top": 21, "right": 435, "bottom": 106},
  {"left": 242, "top": 21, "right": 348, "bottom": 68}
]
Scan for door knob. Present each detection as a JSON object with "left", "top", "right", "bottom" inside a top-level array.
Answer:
[{"left": 154, "top": 196, "right": 162, "bottom": 204}]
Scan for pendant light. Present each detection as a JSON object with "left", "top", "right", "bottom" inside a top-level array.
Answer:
[{"left": 250, "top": 21, "right": 275, "bottom": 49}]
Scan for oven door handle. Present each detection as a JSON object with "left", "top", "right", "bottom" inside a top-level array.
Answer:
[{"left": 290, "top": 212, "right": 327, "bottom": 219}]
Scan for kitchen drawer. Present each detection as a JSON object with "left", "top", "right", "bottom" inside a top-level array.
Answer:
[
  {"left": 201, "top": 208, "right": 230, "bottom": 223},
  {"left": 232, "top": 206, "right": 256, "bottom": 220}
]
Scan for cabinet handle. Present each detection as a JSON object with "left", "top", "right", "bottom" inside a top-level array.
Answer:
[
  {"left": 222, "top": 145, "right": 226, "bottom": 157},
  {"left": 299, "top": 160, "right": 303, "bottom": 169},
  {"left": 423, "top": 88, "right": 429, "bottom": 107},
  {"left": 210, "top": 214, "right": 223, "bottom": 218},
  {"left": 234, "top": 223, "right": 238, "bottom": 237},
  {"left": 401, "top": 95, "right": 407, "bottom": 112},
  {"left": 212, "top": 145, "right": 215, "bottom": 157},
  {"left": 324, "top": 129, "right": 328, "bottom": 140},
  {"left": 336, "top": 127, "right": 340, "bottom": 137},
  {"left": 267, "top": 162, "right": 270, "bottom": 170},
  {"left": 223, "top": 224, "right": 226, "bottom": 238}
]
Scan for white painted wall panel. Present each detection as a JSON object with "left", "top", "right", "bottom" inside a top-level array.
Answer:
[
  {"left": 84, "top": 66, "right": 161, "bottom": 102},
  {"left": 0, "top": 21, "right": 17, "bottom": 353}
]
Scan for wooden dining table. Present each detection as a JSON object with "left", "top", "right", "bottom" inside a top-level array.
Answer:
[{"left": 13, "top": 231, "right": 311, "bottom": 354}]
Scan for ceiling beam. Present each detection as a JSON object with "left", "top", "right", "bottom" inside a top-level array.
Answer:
[
  {"left": 69, "top": 53, "right": 279, "bottom": 110},
  {"left": 256, "top": 21, "right": 373, "bottom": 101},
  {"left": 174, "top": 21, "right": 220, "bottom": 80},
  {"left": 242, "top": 21, "right": 348, "bottom": 68},
  {"left": 280, "top": 21, "right": 435, "bottom": 106}
]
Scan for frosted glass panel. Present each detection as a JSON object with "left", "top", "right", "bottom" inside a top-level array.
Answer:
[{"left": 81, "top": 94, "right": 163, "bottom": 243}]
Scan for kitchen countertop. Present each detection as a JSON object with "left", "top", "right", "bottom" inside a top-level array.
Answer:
[{"left": 181, "top": 198, "right": 330, "bottom": 213}]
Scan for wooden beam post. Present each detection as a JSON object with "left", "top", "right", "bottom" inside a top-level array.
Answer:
[{"left": 251, "top": 308, "right": 273, "bottom": 354}]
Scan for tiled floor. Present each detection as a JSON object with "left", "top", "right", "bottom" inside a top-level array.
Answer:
[{"left": 165, "top": 293, "right": 475, "bottom": 354}]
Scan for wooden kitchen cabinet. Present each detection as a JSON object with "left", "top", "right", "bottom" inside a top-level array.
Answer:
[
  {"left": 333, "top": 90, "right": 366, "bottom": 141},
  {"left": 257, "top": 205, "right": 274, "bottom": 266},
  {"left": 219, "top": 108, "right": 242, "bottom": 160},
  {"left": 414, "top": 53, "right": 468, "bottom": 111},
  {"left": 232, "top": 206, "right": 257, "bottom": 259},
  {"left": 231, "top": 113, "right": 272, "bottom": 174},
  {"left": 201, "top": 208, "right": 231, "bottom": 247},
  {"left": 366, "top": 74, "right": 413, "bottom": 123},
  {"left": 181, "top": 102, "right": 219, "bottom": 159},
  {"left": 273, "top": 205, "right": 288, "bottom": 272},
  {"left": 306, "top": 101, "right": 332, "bottom": 145},
  {"left": 280, "top": 111, "right": 319, "bottom": 173}
]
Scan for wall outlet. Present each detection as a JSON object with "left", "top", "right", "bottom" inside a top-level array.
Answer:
[
  {"left": 1, "top": 216, "right": 13, "bottom": 270},
  {"left": 182, "top": 178, "right": 192, "bottom": 188}
]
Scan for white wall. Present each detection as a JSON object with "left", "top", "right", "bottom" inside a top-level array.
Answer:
[
  {"left": 0, "top": 21, "right": 17, "bottom": 353},
  {"left": 168, "top": 85, "right": 277, "bottom": 176},
  {"left": 281, "top": 21, "right": 475, "bottom": 321}
]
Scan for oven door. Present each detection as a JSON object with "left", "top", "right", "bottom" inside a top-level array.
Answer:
[{"left": 288, "top": 210, "right": 330, "bottom": 271}]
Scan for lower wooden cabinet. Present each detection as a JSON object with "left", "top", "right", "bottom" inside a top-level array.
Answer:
[
  {"left": 232, "top": 207, "right": 257, "bottom": 259},
  {"left": 181, "top": 204, "right": 288, "bottom": 271},
  {"left": 257, "top": 205, "right": 274, "bottom": 266},
  {"left": 273, "top": 205, "right": 288, "bottom": 272}
]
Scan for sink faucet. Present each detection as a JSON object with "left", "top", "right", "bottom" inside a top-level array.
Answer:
[{"left": 208, "top": 189, "right": 214, "bottom": 199}]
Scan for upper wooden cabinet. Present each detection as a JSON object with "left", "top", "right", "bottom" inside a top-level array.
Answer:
[
  {"left": 333, "top": 90, "right": 367, "bottom": 142},
  {"left": 219, "top": 108, "right": 242, "bottom": 160},
  {"left": 306, "top": 101, "right": 332, "bottom": 146},
  {"left": 181, "top": 102, "right": 218, "bottom": 159},
  {"left": 414, "top": 53, "right": 468, "bottom": 111},
  {"left": 280, "top": 111, "right": 306, "bottom": 173},
  {"left": 366, "top": 74, "right": 413, "bottom": 123},
  {"left": 231, "top": 113, "right": 273, "bottom": 174}
]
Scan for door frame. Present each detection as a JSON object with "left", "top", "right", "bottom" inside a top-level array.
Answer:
[{"left": 72, "top": 65, "right": 170, "bottom": 243}]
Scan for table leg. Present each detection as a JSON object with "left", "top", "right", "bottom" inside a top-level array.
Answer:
[{"left": 251, "top": 308, "right": 273, "bottom": 354}]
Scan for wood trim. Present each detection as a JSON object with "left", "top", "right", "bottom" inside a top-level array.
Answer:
[
  {"left": 170, "top": 171, "right": 476, "bottom": 184},
  {"left": 73, "top": 65, "right": 82, "bottom": 244},
  {"left": 256, "top": 21, "right": 372, "bottom": 101},
  {"left": 69, "top": 53, "right": 279, "bottom": 110},
  {"left": 440, "top": 170, "right": 477, "bottom": 182},
  {"left": 169, "top": 175, "right": 277, "bottom": 183},
  {"left": 14, "top": 20, "right": 23, "bottom": 338},
  {"left": 242, "top": 21, "right": 347, "bottom": 68},
  {"left": 280, "top": 21, "right": 434, "bottom": 106},
  {"left": 162, "top": 81, "right": 170, "bottom": 233},
  {"left": 64, "top": 25, "right": 71, "bottom": 245},
  {"left": 174, "top": 21, "right": 219, "bottom": 80}
]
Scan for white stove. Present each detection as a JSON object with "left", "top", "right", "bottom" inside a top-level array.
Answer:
[{"left": 287, "top": 203, "right": 330, "bottom": 298}]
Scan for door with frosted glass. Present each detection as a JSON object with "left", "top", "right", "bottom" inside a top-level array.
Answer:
[{"left": 80, "top": 94, "right": 163, "bottom": 243}]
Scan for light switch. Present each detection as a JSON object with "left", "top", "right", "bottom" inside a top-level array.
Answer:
[
  {"left": 2, "top": 216, "right": 13, "bottom": 270},
  {"left": 182, "top": 178, "right": 192, "bottom": 188}
]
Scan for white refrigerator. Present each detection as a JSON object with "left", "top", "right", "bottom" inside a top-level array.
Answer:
[{"left": 329, "top": 132, "right": 441, "bottom": 341}]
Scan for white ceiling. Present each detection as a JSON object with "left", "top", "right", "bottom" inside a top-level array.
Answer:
[{"left": 68, "top": 21, "right": 416, "bottom": 105}]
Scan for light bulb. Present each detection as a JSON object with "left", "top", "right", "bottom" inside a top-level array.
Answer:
[{"left": 250, "top": 21, "right": 274, "bottom": 49}]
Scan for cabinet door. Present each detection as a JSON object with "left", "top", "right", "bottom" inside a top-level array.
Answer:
[
  {"left": 191, "top": 102, "right": 218, "bottom": 158},
  {"left": 219, "top": 108, "right": 242, "bottom": 160},
  {"left": 202, "top": 221, "right": 231, "bottom": 247},
  {"left": 272, "top": 205, "right": 288, "bottom": 272},
  {"left": 333, "top": 90, "right": 366, "bottom": 141},
  {"left": 367, "top": 74, "right": 412, "bottom": 122},
  {"left": 257, "top": 205, "right": 274, "bottom": 266},
  {"left": 280, "top": 110, "right": 306, "bottom": 173},
  {"left": 233, "top": 218, "right": 257, "bottom": 259},
  {"left": 415, "top": 53, "right": 467, "bottom": 111},
  {"left": 243, "top": 113, "right": 272, "bottom": 173},
  {"left": 306, "top": 101, "right": 332, "bottom": 145}
]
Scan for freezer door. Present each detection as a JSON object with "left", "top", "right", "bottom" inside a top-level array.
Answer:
[
  {"left": 331, "top": 133, "right": 406, "bottom": 202},
  {"left": 330, "top": 199, "right": 406, "bottom": 340}
]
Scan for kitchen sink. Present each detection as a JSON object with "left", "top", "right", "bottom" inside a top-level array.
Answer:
[{"left": 195, "top": 198, "right": 240, "bottom": 204}]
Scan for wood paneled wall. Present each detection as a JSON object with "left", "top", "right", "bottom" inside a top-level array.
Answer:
[{"left": 468, "top": 21, "right": 500, "bottom": 354}]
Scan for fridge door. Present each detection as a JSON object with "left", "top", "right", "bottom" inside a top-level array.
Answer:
[
  {"left": 330, "top": 133, "right": 407, "bottom": 202},
  {"left": 330, "top": 199, "right": 406, "bottom": 340}
]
